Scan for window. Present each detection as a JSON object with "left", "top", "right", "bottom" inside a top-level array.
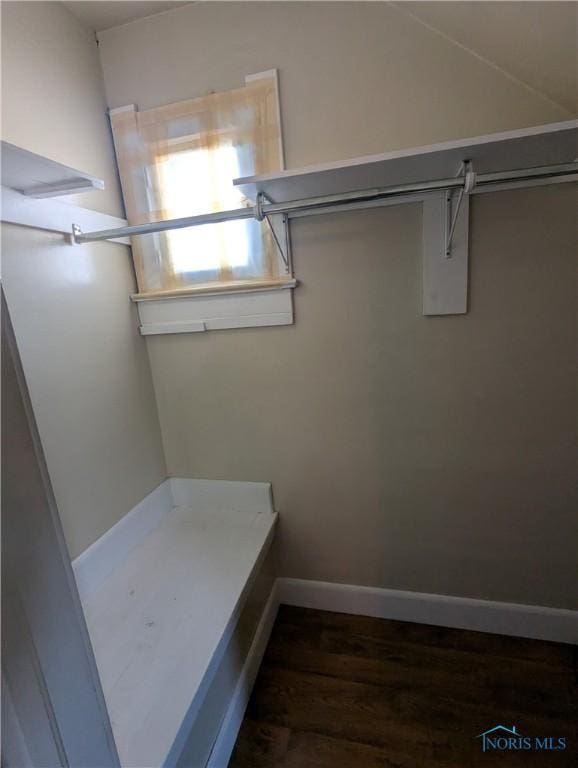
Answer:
[{"left": 110, "top": 72, "right": 290, "bottom": 298}]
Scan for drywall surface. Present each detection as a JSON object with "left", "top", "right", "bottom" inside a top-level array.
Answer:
[
  {"left": 1, "top": 1, "right": 122, "bottom": 216},
  {"left": 97, "top": 2, "right": 577, "bottom": 608},
  {"left": 144, "top": 188, "right": 577, "bottom": 610},
  {"left": 400, "top": 1, "right": 577, "bottom": 115},
  {"left": 98, "top": 2, "right": 571, "bottom": 159},
  {"left": 2, "top": 226, "right": 166, "bottom": 558},
  {"left": 1, "top": 2, "right": 166, "bottom": 558}
]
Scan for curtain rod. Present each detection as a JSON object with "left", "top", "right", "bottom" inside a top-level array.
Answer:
[{"left": 72, "top": 162, "right": 577, "bottom": 244}]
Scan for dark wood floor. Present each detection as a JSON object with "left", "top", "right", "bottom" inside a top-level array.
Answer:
[{"left": 229, "top": 605, "right": 577, "bottom": 768}]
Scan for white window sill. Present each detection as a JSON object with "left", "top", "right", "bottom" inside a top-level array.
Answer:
[{"left": 131, "top": 279, "right": 296, "bottom": 336}]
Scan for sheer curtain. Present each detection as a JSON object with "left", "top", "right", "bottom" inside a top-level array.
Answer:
[{"left": 110, "top": 74, "right": 285, "bottom": 295}]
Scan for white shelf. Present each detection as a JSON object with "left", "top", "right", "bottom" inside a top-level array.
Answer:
[
  {"left": 1, "top": 143, "right": 126, "bottom": 242},
  {"left": 1, "top": 141, "right": 105, "bottom": 198},
  {"left": 1, "top": 186, "right": 129, "bottom": 243},
  {"left": 77, "top": 479, "right": 276, "bottom": 768},
  {"left": 234, "top": 120, "right": 578, "bottom": 203}
]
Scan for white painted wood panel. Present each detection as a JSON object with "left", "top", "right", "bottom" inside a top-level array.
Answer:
[
  {"left": 135, "top": 286, "right": 294, "bottom": 335},
  {"left": 76, "top": 479, "right": 277, "bottom": 768},
  {"left": 206, "top": 584, "right": 279, "bottom": 768},
  {"left": 1, "top": 186, "right": 129, "bottom": 244},
  {"left": 169, "top": 478, "right": 274, "bottom": 514},
  {"left": 73, "top": 481, "right": 174, "bottom": 601},
  {"left": 422, "top": 192, "right": 469, "bottom": 315},
  {"left": 1, "top": 141, "right": 104, "bottom": 197},
  {"left": 2, "top": 291, "right": 120, "bottom": 766}
]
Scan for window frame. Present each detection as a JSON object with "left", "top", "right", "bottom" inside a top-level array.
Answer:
[{"left": 110, "top": 70, "right": 296, "bottom": 336}]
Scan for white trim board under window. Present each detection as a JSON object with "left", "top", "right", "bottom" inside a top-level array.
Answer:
[{"left": 133, "top": 278, "right": 296, "bottom": 336}]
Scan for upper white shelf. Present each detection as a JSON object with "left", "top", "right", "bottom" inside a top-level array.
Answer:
[
  {"left": 235, "top": 120, "right": 578, "bottom": 203},
  {"left": 1, "top": 141, "right": 105, "bottom": 198}
]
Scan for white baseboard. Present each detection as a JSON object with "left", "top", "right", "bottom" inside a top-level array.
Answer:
[
  {"left": 276, "top": 578, "right": 578, "bottom": 645},
  {"left": 207, "top": 583, "right": 280, "bottom": 768}
]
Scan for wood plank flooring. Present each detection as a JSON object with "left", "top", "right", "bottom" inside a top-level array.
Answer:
[{"left": 229, "top": 606, "right": 577, "bottom": 768}]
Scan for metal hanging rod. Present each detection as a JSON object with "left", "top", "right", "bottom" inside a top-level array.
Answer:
[{"left": 72, "top": 162, "right": 577, "bottom": 244}]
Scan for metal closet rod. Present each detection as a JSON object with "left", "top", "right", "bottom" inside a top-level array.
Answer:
[{"left": 72, "top": 162, "right": 577, "bottom": 244}]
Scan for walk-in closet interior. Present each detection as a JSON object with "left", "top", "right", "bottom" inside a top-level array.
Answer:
[{"left": 2, "top": 2, "right": 577, "bottom": 767}]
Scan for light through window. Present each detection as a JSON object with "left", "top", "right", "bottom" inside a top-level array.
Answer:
[{"left": 158, "top": 145, "right": 250, "bottom": 275}]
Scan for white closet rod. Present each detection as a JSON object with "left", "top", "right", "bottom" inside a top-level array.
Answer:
[{"left": 72, "top": 162, "right": 577, "bottom": 244}]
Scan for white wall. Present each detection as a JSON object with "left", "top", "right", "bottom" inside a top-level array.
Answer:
[
  {"left": 1, "top": 1, "right": 166, "bottom": 558},
  {"left": 96, "top": 1, "right": 577, "bottom": 609}
]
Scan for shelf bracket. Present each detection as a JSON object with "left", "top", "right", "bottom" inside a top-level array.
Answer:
[
  {"left": 422, "top": 162, "right": 473, "bottom": 316},
  {"left": 445, "top": 161, "right": 475, "bottom": 257},
  {"left": 256, "top": 193, "right": 291, "bottom": 273}
]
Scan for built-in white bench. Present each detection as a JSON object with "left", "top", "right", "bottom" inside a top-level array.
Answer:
[{"left": 73, "top": 478, "right": 277, "bottom": 768}]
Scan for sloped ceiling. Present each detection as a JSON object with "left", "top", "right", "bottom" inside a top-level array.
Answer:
[
  {"left": 63, "top": 1, "right": 191, "bottom": 32},
  {"left": 63, "top": 1, "right": 576, "bottom": 116},
  {"left": 392, "top": 1, "right": 576, "bottom": 115}
]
